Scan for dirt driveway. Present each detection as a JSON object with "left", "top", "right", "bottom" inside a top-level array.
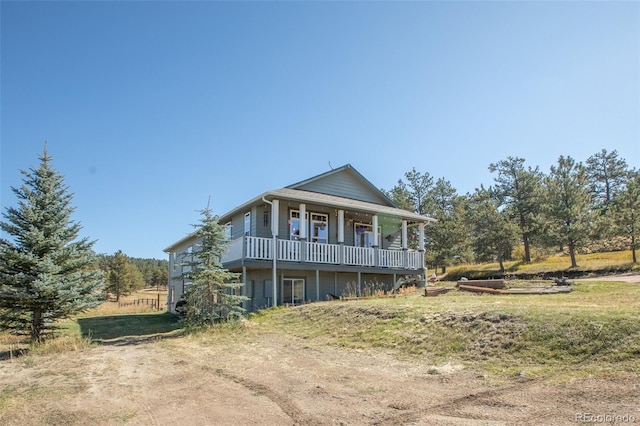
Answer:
[
  {"left": 2, "top": 327, "right": 638, "bottom": 426},
  {"left": 578, "top": 273, "right": 640, "bottom": 283}
]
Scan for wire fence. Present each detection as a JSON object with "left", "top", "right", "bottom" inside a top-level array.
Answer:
[{"left": 117, "top": 296, "right": 165, "bottom": 310}]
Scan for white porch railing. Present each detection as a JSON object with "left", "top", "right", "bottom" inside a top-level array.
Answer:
[
  {"left": 246, "top": 236, "right": 272, "bottom": 260},
  {"left": 343, "top": 246, "right": 374, "bottom": 266},
  {"left": 221, "top": 236, "right": 423, "bottom": 270},
  {"left": 306, "top": 242, "right": 340, "bottom": 264},
  {"left": 278, "top": 239, "right": 300, "bottom": 262},
  {"left": 407, "top": 251, "right": 423, "bottom": 269},
  {"left": 378, "top": 249, "right": 405, "bottom": 268}
]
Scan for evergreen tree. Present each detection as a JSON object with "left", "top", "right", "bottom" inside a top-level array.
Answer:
[
  {"left": 151, "top": 267, "right": 169, "bottom": 290},
  {"left": 543, "top": 156, "right": 592, "bottom": 268},
  {"left": 466, "top": 187, "right": 520, "bottom": 273},
  {"left": 585, "top": 149, "right": 629, "bottom": 212},
  {"left": 489, "top": 157, "right": 544, "bottom": 262},
  {"left": 404, "top": 168, "right": 434, "bottom": 215},
  {"left": 106, "top": 250, "right": 129, "bottom": 301},
  {"left": 425, "top": 179, "right": 470, "bottom": 273},
  {"left": 177, "top": 205, "right": 247, "bottom": 327},
  {"left": 0, "top": 146, "right": 103, "bottom": 342},
  {"left": 104, "top": 250, "right": 146, "bottom": 301},
  {"left": 585, "top": 149, "right": 630, "bottom": 247},
  {"left": 382, "top": 180, "right": 414, "bottom": 212},
  {"left": 614, "top": 169, "right": 640, "bottom": 263}
]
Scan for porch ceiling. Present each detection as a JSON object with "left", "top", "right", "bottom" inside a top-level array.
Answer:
[{"left": 219, "top": 188, "right": 435, "bottom": 224}]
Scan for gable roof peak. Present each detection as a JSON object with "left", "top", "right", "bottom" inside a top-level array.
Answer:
[{"left": 286, "top": 163, "right": 398, "bottom": 208}]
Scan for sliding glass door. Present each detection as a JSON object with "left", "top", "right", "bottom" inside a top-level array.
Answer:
[{"left": 282, "top": 278, "right": 305, "bottom": 305}]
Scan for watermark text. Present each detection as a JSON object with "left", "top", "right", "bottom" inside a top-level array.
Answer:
[{"left": 575, "top": 412, "right": 637, "bottom": 424}]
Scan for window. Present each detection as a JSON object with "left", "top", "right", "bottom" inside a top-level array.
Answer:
[
  {"left": 290, "top": 210, "right": 327, "bottom": 242},
  {"left": 289, "top": 210, "right": 302, "bottom": 240},
  {"left": 310, "top": 213, "right": 328, "bottom": 243},
  {"left": 354, "top": 223, "right": 380, "bottom": 248},
  {"left": 244, "top": 212, "right": 251, "bottom": 236},
  {"left": 224, "top": 222, "right": 232, "bottom": 240}
]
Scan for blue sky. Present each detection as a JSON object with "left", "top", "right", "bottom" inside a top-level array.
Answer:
[{"left": 1, "top": 1, "right": 638, "bottom": 260}]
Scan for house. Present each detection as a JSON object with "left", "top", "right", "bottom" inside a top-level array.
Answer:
[{"left": 164, "top": 164, "right": 435, "bottom": 313}]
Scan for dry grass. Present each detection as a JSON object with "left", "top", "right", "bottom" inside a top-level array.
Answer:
[
  {"left": 0, "top": 288, "right": 170, "bottom": 358},
  {"left": 90, "top": 288, "right": 167, "bottom": 315},
  {"left": 446, "top": 250, "right": 639, "bottom": 280},
  {"left": 251, "top": 278, "right": 640, "bottom": 378}
]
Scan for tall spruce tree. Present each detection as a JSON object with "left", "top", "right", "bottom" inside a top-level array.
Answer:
[
  {"left": 0, "top": 146, "right": 104, "bottom": 342},
  {"left": 177, "top": 205, "right": 247, "bottom": 327}
]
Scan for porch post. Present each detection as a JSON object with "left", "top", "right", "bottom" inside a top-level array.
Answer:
[
  {"left": 337, "top": 209, "right": 345, "bottom": 265},
  {"left": 419, "top": 222, "right": 425, "bottom": 270},
  {"left": 299, "top": 203, "right": 307, "bottom": 262},
  {"left": 337, "top": 209, "right": 344, "bottom": 243},
  {"left": 401, "top": 220, "right": 408, "bottom": 250},
  {"left": 402, "top": 220, "right": 408, "bottom": 268},
  {"left": 372, "top": 215, "right": 379, "bottom": 266},
  {"left": 271, "top": 199, "right": 279, "bottom": 307},
  {"left": 242, "top": 266, "right": 248, "bottom": 311},
  {"left": 372, "top": 215, "right": 379, "bottom": 245}
]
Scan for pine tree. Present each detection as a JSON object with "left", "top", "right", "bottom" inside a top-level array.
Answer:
[
  {"left": 615, "top": 169, "right": 640, "bottom": 263},
  {"left": 489, "top": 157, "right": 544, "bottom": 263},
  {"left": 177, "top": 205, "right": 247, "bottom": 327},
  {"left": 467, "top": 187, "right": 520, "bottom": 273},
  {"left": 543, "top": 156, "right": 592, "bottom": 268},
  {"left": 106, "top": 250, "right": 129, "bottom": 302},
  {"left": 0, "top": 146, "right": 104, "bottom": 342}
]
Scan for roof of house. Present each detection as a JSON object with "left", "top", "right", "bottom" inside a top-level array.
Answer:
[{"left": 286, "top": 163, "right": 399, "bottom": 208}]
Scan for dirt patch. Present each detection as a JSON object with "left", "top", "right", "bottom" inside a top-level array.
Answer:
[
  {"left": 1, "top": 330, "right": 638, "bottom": 425},
  {"left": 578, "top": 273, "right": 640, "bottom": 283}
]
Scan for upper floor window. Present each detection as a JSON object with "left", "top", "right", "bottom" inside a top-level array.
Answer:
[
  {"left": 310, "top": 213, "right": 328, "bottom": 244},
  {"left": 244, "top": 212, "right": 251, "bottom": 236},
  {"left": 290, "top": 210, "right": 302, "bottom": 240},
  {"left": 224, "top": 222, "right": 232, "bottom": 240},
  {"left": 354, "top": 222, "right": 380, "bottom": 248}
]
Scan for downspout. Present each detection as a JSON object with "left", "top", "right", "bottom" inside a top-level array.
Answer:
[{"left": 263, "top": 196, "right": 278, "bottom": 307}]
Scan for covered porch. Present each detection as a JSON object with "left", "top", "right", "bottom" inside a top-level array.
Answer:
[{"left": 221, "top": 236, "right": 424, "bottom": 270}]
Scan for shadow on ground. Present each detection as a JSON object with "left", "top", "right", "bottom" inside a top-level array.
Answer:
[{"left": 78, "top": 312, "right": 183, "bottom": 345}]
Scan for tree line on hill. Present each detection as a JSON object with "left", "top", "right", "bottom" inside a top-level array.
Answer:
[{"left": 383, "top": 149, "right": 639, "bottom": 273}]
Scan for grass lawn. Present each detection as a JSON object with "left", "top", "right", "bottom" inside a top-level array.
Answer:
[{"left": 76, "top": 312, "right": 181, "bottom": 341}]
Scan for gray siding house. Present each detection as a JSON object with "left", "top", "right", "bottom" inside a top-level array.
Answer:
[{"left": 164, "top": 164, "right": 434, "bottom": 313}]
